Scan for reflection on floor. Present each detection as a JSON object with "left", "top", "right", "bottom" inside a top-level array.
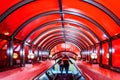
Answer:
[
  {"left": 76, "top": 60, "right": 120, "bottom": 80},
  {"left": 0, "top": 60, "right": 55, "bottom": 80},
  {"left": 0, "top": 60, "right": 119, "bottom": 80}
]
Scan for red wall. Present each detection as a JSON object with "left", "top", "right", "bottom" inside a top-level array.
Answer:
[
  {"left": 112, "top": 39, "right": 120, "bottom": 68},
  {"left": 25, "top": 45, "right": 29, "bottom": 61},
  {"left": 102, "top": 42, "right": 109, "bottom": 65},
  {"left": 0, "top": 50, "right": 7, "bottom": 61},
  {"left": 96, "top": 45, "right": 100, "bottom": 63}
]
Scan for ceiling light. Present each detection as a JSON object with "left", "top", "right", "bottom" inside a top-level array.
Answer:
[{"left": 4, "top": 32, "right": 9, "bottom": 35}]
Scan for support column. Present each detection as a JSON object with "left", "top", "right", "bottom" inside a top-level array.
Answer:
[
  {"left": 40, "top": 50, "right": 43, "bottom": 61},
  {"left": 86, "top": 48, "right": 88, "bottom": 61},
  {"left": 99, "top": 42, "right": 102, "bottom": 65},
  {"left": 35, "top": 46, "right": 39, "bottom": 62},
  {"left": 7, "top": 38, "right": 14, "bottom": 67},
  {"left": 94, "top": 44, "right": 96, "bottom": 53},
  {"left": 29, "top": 45, "right": 32, "bottom": 54},
  {"left": 20, "top": 43, "right": 25, "bottom": 67},
  {"left": 108, "top": 39, "right": 112, "bottom": 66},
  {"left": 89, "top": 46, "right": 92, "bottom": 63}
]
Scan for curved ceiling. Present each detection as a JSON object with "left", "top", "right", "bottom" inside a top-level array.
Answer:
[
  {"left": 51, "top": 43, "right": 80, "bottom": 56},
  {"left": 0, "top": 0, "right": 120, "bottom": 56}
]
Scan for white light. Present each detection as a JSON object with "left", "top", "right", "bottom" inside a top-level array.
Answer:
[
  {"left": 28, "top": 40, "right": 31, "bottom": 43},
  {"left": 4, "top": 32, "right": 9, "bottom": 35},
  {"left": 25, "top": 42, "right": 29, "bottom": 45},
  {"left": 106, "top": 53, "right": 109, "bottom": 58},
  {"left": 78, "top": 55, "right": 81, "bottom": 58},
  {"left": 103, "top": 34, "right": 107, "bottom": 38},
  {"left": 28, "top": 53, "right": 34, "bottom": 59},
  {"left": 91, "top": 53, "right": 97, "bottom": 59},
  {"left": 66, "top": 8, "right": 81, "bottom": 13},
  {"left": 109, "top": 48, "right": 115, "bottom": 53},
  {"left": 49, "top": 55, "right": 52, "bottom": 58},
  {"left": 100, "top": 49, "right": 104, "bottom": 54}
]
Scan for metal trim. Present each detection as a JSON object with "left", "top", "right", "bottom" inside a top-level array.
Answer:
[
  {"left": 36, "top": 30, "right": 92, "bottom": 47},
  {"left": 38, "top": 33, "right": 89, "bottom": 49},
  {"left": 42, "top": 36, "right": 86, "bottom": 50},
  {"left": 82, "top": 0, "right": 120, "bottom": 26},
  {"left": 11, "top": 10, "right": 107, "bottom": 39},
  {"left": 0, "top": 0, "right": 34, "bottom": 22},
  {"left": 31, "top": 26, "right": 97, "bottom": 46}
]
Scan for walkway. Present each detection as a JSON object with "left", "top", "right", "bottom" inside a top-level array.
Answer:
[{"left": 76, "top": 60, "right": 120, "bottom": 80}]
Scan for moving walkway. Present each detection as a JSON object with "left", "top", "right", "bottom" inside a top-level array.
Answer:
[{"left": 34, "top": 60, "right": 86, "bottom": 80}]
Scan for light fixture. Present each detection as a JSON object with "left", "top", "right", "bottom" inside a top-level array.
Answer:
[
  {"left": 106, "top": 53, "right": 109, "bottom": 58},
  {"left": 28, "top": 53, "right": 35, "bottom": 59},
  {"left": 91, "top": 53, "right": 97, "bottom": 59},
  {"left": 4, "top": 32, "right": 9, "bottom": 35},
  {"left": 13, "top": 53, "right": 18, "bottom": 59}
]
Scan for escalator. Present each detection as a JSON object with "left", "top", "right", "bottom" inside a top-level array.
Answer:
[
  {"left": 54, "top": 73, "right": 73, "bottom": 80},
  {"left": 34, "top": 59, "right": 86, "bottom": 80}
]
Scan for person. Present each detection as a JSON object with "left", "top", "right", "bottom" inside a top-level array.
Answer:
[
  {"left": 58, "top": 58, "right": 64, "bottom": 74},
  {"left": 63, "top": 55, "right": 69, "bottom": 74}
]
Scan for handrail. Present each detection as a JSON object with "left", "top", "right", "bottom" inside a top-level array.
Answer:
[
  {"left": 72, "top": 61, "right": 92, "bottom": 80},
  {"left": 33, "top": 61, "right": 57, "bottom": 80}
]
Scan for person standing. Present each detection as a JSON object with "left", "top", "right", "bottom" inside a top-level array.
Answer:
[
  {"left": 63, "top": 55, "right": 69, "bottom": 74},
  {"left": 58, "top": 58, "right": 64, "bottom": 74}
]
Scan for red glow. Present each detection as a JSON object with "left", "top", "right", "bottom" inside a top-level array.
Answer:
[
  {"left": 96, "top": 45, "right": 100, "bottom": 63},
  {"left": 102, "top": 42, "right": 109, "bottom": 65},
  {"left": 112, "top": 39, "right": 120, "bottom": 68},
  {"left": 51, "top": 43, "right": 80, "bottom": 56}
]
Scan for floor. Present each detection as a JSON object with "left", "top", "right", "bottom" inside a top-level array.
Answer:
[
  {"left": 0, "top": 60, "right": 55, "bottom": 80},
  {"left": 76, "top": 60, "right": 120, "bottom": 80},
  {"left": 0, "top": 60, "right": 120, "bottom": 80}
]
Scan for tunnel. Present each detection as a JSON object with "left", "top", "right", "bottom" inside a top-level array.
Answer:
[{"left": 0, "top": 0, "right": 120, "bottom": 80}]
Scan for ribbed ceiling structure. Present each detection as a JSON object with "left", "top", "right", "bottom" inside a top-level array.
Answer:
[{"left": 0, "top": 0, "right": 120, "bottom": 56}]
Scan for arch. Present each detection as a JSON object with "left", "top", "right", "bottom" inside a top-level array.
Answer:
[
  {"left": 46, "top": 38, "right": 84, "bottom": 50},
  {"left": 47, "top": 40, "right": 83, "bottom": 51},
  {"left": 23, "top": 20, "right": 101, "bottom": 43},
  {"left": 82, "top": 0, "right": 120, "bottom": 26},
  {"left": 52, "top": 51, "right": 78, "bottom": 57},
  {"left": 10, "top": 10, "right": 109, "bottom": 39},
  {"left": 32, "top": 26, "right": 98, "bottom": 45},
  {"left": 37, "top": 30, "right": 92, "bottom": 47},
  {"left": 0, "top": 0, "right": 35, "bottom": 22},
  {"left": 42, "top": 36, "right": 86, "bottom": 50}
]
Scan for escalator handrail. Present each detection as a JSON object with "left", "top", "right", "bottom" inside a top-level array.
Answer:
[
  {"left": 72, "top": 61, "right": 91, "bottom": 80},
  {"left": 33, "top": 61, "right": 58, "bottom": 80}
]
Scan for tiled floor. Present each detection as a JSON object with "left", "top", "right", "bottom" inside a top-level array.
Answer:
[
  {"left": 76, "top": 60, "right": 120, "bottom": 80},
  {"left": 0, "top": 60, "right": 55, "bottom": 80}
]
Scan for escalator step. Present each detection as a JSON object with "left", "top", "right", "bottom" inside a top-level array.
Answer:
[{"left": 55, "top": 73, "right": 73, "bottom": 80}]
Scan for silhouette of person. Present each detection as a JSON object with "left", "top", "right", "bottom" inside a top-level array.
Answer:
[
  {"left": 58, "top": 58, "right": 64, "bottom": 74},
  {"left": 63, "top": 55, "right": 69, "bottom": 74}
]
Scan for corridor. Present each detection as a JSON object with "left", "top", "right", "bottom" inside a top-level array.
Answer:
[{"left": 0, "top": 0, "right": 120, "bottom": 80}]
